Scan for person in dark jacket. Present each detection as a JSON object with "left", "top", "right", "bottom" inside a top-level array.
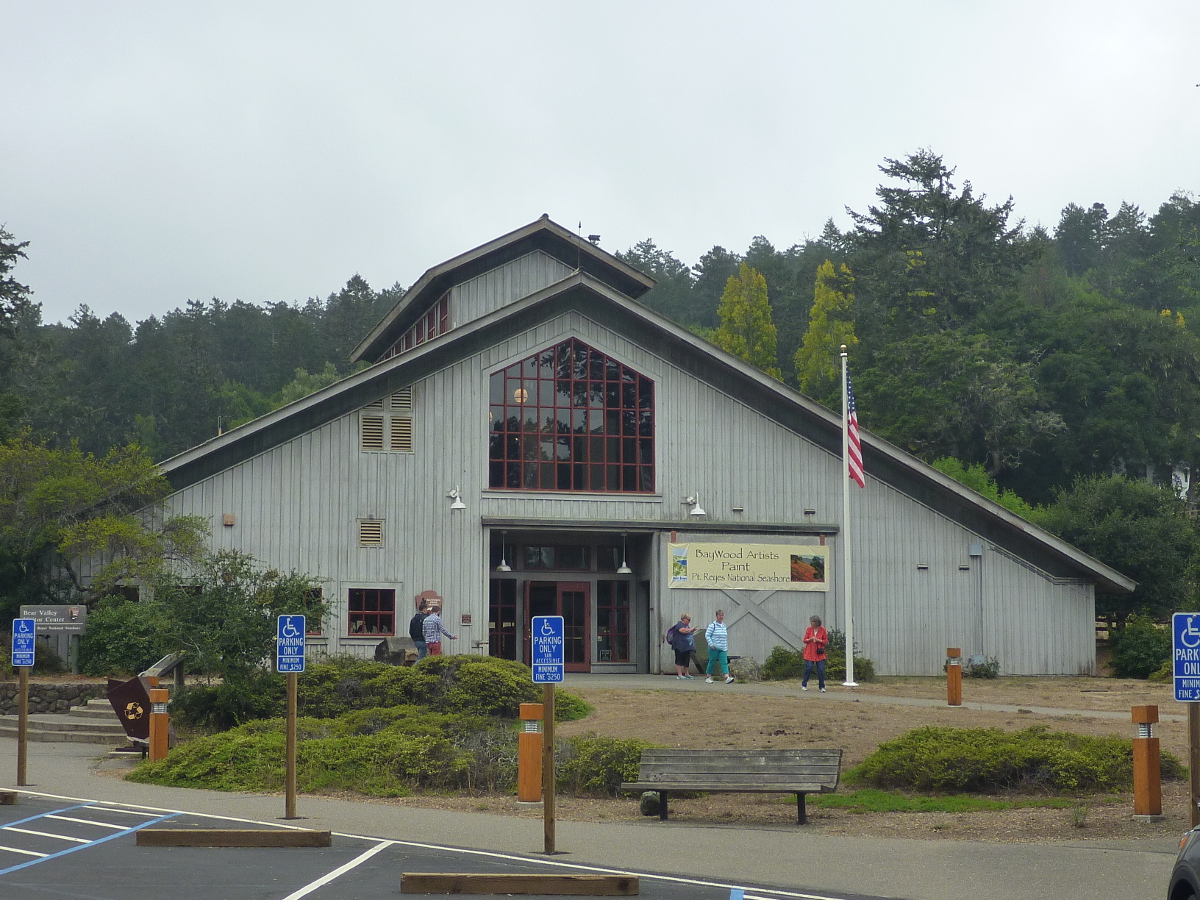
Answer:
[{"left": 409, "top": 600, "right": 430, "bottom": 660}]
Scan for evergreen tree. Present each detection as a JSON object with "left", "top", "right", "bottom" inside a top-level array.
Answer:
[
  {"left": 795, "top": 260, "right": 857, "bottom": 406},
  {"left": 714, "top": 263, "right": 782, "bottom": 380}
]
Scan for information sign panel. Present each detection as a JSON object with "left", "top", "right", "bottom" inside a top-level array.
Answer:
[
  {"left": 1173, "top": 612, "right": 1200, "bottom": 701},
  {"left": 531, "top": 615, "right": 564, "bottom": 683},
  {"left": 11, "top": 618, "right": 36, "bottom": 668},
  {"left": 277, "top": 615, "right": 306, "bottom": 673}
]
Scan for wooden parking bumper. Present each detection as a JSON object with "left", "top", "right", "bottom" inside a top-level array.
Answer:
[
  {"left": 400, "top": 873, "right": 640, "bottom": 895},
  {"left": 137, "top": 828, "right": 332, "bottom": 847},
  {"left": 0, "top": 791, "right": 17, "bottom": 805}
]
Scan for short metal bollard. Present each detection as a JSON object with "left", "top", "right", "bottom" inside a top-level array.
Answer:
[
  {"left": 946, "top": 648, "right": 962, "bottom": 707},
  {"left": 518, "top": 702, "right": 544, "bottom": 803},
  {"left": 1132, "top": 704, "right": 1163, "bottom": 820}
]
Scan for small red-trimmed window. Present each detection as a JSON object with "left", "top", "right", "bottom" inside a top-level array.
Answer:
[
  {"left": 488, "top": 338, "right": 655, "bottom": 492},
  {"left": 304, "top": 589, "right": 324, "bottom": 636},
  {"left": 347, "top": 588, "right": 395, "bottom": 636},
  {"left": 391, "top": 292, "right": 452, "bottom": 360}
]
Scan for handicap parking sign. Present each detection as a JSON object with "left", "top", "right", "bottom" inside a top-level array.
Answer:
[
  {"left": 1173, "top": 613, "right": 1200, "bottom": 701},
  {"left": 277, "top": 615, "right": 306, "bottom": 673},
  {"left": 531, "top": 616, "right": 564, "bottom": 684},
  {"left": 11, "top": 618, "right": 36, "bottom": 668}
]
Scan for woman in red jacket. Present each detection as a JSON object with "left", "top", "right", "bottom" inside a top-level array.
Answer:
[{"left": 801, "top": 615, "right": 828, "bottom": 692}]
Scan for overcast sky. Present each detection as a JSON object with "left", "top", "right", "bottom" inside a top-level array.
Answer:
[{"left": 3, "top": 2, "right": 1198, "bottom": 326}]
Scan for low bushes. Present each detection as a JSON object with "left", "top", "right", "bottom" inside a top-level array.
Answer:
[
  {"left": 850, "top": 725, "right": 1185, "bottom": 793},
  {"left": 171, "top": 655, "right": 591, "bottom": 729},
  {"left": 132, "top": 710, "right": 646, "bottom": 798}
]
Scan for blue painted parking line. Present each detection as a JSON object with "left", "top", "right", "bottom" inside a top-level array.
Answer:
[{"left": 0, "top": 805, "right": 178, "bottom": 877}]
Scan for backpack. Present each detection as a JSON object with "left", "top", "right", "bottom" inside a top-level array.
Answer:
[
  {"left": 409, "top": 612, "right": 428, "bottom": 642},
  {"left": 665, "top": 625, "right": 677, "bottom": 646}
]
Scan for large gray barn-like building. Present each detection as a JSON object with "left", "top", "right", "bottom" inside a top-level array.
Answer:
[{"left": 159, "top": 216, "right": 1133, "bottom": 676}]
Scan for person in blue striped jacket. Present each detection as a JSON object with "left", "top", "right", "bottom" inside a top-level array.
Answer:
[{"left": 704, "top": 610, "right": 734, "bottom": 684}]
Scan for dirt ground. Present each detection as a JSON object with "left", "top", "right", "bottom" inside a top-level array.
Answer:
[{"left": 360, "top": 676, "right": 1197, "bottom": 843}]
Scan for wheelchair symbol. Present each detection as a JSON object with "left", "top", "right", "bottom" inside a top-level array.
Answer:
[
  {"left": 540, "top": 619, "right": 556, "bottom": 636},
  {"left": 281, "top": 620, "right": 301, "bottom": 639},
  {"left": 1181, "top": 616, "right": 1200, "bottom": 649},
  {"left": 15, "top": 620, "right": 31, "bottom": 634}
]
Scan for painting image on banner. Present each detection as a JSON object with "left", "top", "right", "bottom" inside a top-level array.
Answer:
[{"left": 668, "top": 543, "right": 828, "bottom": 591}]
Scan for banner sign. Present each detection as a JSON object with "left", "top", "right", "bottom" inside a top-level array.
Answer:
[{"left": 668, "top": 542, "right": 828, "bottom": 591}]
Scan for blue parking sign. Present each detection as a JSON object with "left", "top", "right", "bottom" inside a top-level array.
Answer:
[
  {"left": 1172, "top": 613, "right": 1200, "bottom": 701},
  {"left": 531, "top": 616, "right": 564, "bottom": 683},
  {"left": 277, "top": 615, "right": 306, "bottom": 673},
  {"left": 11, "top": 618, "right": 35, "bottom": 668}
]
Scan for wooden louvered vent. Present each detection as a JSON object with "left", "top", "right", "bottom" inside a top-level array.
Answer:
[
  {"left": 390, "top": 417, "right": 413, "bottom": 452},
  {"left": 391, "top": 387, "right": 412, "bottom": 410},
  {"left": 358, "top": 520, "right": 384, "bottom": 547},
  {"left": 360, "top": 415, "right": 385, "bottom": 451}
]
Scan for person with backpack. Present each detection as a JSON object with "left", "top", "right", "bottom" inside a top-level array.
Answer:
[
  {"left": 667, "top": 613, "right": 697, "bottom": 679},
  {"left": 705, "top": 609, "right": 734, "bottom": 684},
  {"left": 409, "top": 600, "right": 430, "bottom": 660}
]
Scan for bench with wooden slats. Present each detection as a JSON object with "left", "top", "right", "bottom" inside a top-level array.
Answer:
[{"left": 620, "top": 748, "right": 842, "bottom": 824}]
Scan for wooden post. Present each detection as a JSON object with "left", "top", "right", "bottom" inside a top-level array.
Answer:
[
  {"left": 946, "top": 648, "right": 962, "bottom": 707},
  {"left": 16, "top": 666, "right": 28, "bottom": 787},
  {"left": 517, "top": 703, "right": 544, "bottom": 802},
  {"left": 1190, "top": 703, "right": 1200, "bottom": 828},
  {"left": 1132, "top": 704, "right": 1162, "bottom": 817},
  {"left": 542, "top": 683, "right": 555, "bottom": 854},
  {"left": 148, "top": 689, "right": 169, "bottom": 761},
  {"left": 285, "top": 671, "right": 298, "bottom": 819}
]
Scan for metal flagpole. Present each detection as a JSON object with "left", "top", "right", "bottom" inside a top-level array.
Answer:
[{"left": 841, "top": 345, "right": 857, "bottom": 687}]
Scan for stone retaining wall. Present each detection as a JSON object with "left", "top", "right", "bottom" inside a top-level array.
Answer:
[{"left": 0, "top": 682, "right": 106, "bottom": 715}]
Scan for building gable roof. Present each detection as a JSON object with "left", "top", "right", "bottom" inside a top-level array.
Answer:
[
  {"left": 161, "top": 268, "right": 1134, "bottom": 597},
  {"left": 349, "top": 215, "right": 655, "bottom": 364}
]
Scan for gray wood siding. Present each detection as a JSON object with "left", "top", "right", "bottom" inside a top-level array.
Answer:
[
  {"left": 451, "top": 251, "right": 574, "bottom": 329},
  {"left": 164, "top": 308, "right": 1097, "bottom": 674}
]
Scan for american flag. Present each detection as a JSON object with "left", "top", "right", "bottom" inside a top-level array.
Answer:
[{"left": 846, "top": 367, "right": 865, "bottom": 488}]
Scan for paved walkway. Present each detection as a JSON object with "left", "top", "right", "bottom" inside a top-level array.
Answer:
[{"left": 0, "top": 678, "right": 1186, "bottom": 900}]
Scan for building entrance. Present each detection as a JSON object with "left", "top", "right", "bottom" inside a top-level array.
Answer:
[{"left": 525, "top": 581, "right": 590, "bottom": 671}]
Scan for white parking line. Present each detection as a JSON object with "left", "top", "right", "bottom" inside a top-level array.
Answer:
[
  {"left": 2, "top": 827, "right": 90, "bottom": 843},
  {"left": 44, "top": 815, "right": 127, "bottom": 830},
  {"left": 0, "top": 845, "right": 46, "bottom": 858},
  {"left": 279, "top": 840, "right": 395, "bottom": 900}
]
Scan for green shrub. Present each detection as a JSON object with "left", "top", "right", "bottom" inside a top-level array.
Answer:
[
  {"left": 553, "top": 689, "right": 592, "bottom": 721},
  {"left": 557, "top": 734, "right": 659, "bottom": 797},
  {"left": 32, "top": 642, "right": 69, "bottom": 675},
  {"left": 78, "top": 597, "right": 172, "bottom": 676},
  {"left": 1149, "top": 659, "right": 1172, "bottom": 683},
  {"left": 1110, "top": 615, "right": 1171, "bottom": 679},
  {"left": 850, "top": 725, "right": 1185, "bottom": 793},
  {"left": 131, "top": 715, "right": 472, "bottom": 795},
  {"left": 761, "top": 645, "right": 806, "bottom": 681},
  {"left": 171, "top": 671, "right": 287, "bottom": 729},
  {"left": 964, "top": 656, "right": 1001, "bottom": 679},
  {"left": 826, "top": 629, "right": 876, "bottom": 682}
]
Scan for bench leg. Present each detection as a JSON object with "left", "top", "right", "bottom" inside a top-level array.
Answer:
[
  {"left": 796, "top": 793, "right": 806, "bottom": 825},
  {"left": 659, "top": 791, "right": 669, "bottom": 821}
]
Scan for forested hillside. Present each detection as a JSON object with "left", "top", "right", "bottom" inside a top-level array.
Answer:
[{"left": 2, "top": 149, "right": 1199, "bottom": 623}]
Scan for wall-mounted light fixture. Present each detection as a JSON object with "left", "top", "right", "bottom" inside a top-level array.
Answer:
[
  {"left": 683, "top": 494, "right": 706, "bottom": 517},
  {"left": 497, "top": 530, "right": 511, "bottom": 572},
  {"left": 447, "top": 486, "right": 466, "bottom": 511},
  {"left": 617, "top": 532, "right": 632, "bottom": 574}
]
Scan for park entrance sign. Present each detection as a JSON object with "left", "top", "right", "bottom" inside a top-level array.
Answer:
[{"left": 1172, "top": 613, "right": 1200, "bottom": 702}]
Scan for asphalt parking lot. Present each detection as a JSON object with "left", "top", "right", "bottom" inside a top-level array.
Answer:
[{"left": 0, "top": 792, "right": 875, "bottom": 900}]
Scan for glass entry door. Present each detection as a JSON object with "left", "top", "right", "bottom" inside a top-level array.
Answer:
[{"left": 525, "top": 581, "right": 590, "bottom": 672}]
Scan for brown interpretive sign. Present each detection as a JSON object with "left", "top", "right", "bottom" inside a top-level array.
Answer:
[{"left": 20, "top": 605, "right": 87, "bottom": 634}]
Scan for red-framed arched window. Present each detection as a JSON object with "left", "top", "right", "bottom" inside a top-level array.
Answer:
[{"left": 488, "top": 338, "right": 655, "bottom": 492}]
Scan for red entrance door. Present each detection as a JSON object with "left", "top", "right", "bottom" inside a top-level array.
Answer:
[{"left": 525, "top": 581, "right": 590, "bottom": 672}]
